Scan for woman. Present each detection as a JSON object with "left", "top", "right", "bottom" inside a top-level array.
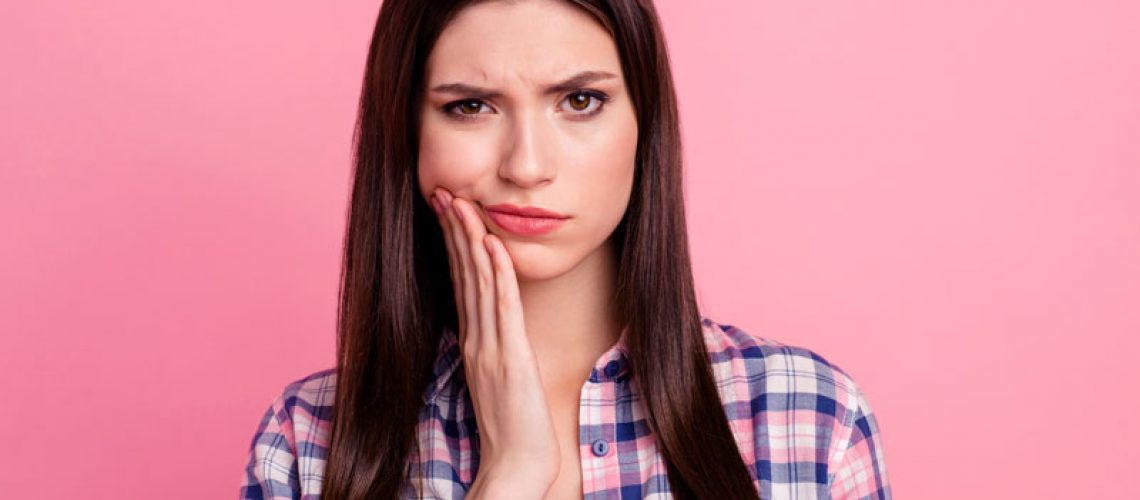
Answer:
[{"left": 240, "top": 0, "right": 890, "bottom": 498}]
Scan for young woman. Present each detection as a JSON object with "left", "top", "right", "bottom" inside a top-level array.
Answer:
[{"left": 240, "top": 0, "right": 890, "bottom": 498}]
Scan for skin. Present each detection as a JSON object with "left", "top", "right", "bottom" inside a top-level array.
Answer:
[{"left": 416, "top": 0, "right": 639, "bottom": 497}]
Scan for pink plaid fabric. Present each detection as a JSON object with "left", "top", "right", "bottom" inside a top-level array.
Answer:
[{"left": 240, "top": 316, "right": 890, "bottom": 499}]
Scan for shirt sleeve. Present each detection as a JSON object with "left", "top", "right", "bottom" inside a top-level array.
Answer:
[
  {"left": 239, "top": 394, "right": 302, "bottom": 500},
  {"left": 828, "top": 388, "right": 891, "bottom": 499}
]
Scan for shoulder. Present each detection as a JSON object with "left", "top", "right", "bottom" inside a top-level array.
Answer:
[
  {"left": 700, "top": 316, "right": 866, "bottom": 419},
  {"left": 700, "top": 316, "right": 891, "bottom": 496},
  {"left": 239, "top": 368, "right": 337, "bottom": 499},
  {"left": 246, "top": 366, "right": 337, "bottom": 446},
  {"left": 265, "top": 367, "right": 337, "bottom": 448},
  {"left": 277, "top": 367, "right": 338, "bottom": 418}
]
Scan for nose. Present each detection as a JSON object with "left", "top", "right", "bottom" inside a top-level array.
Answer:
[{"left": 498, "top": 108, "right": 556, "bottom": 188}]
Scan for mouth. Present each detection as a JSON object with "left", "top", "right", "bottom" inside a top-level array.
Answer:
[
  {"left": 483, "top": 203, "right": 569, "bottom": 219},
  {"left": 483, "top": 203, "right": 569, "bottom": 237}
]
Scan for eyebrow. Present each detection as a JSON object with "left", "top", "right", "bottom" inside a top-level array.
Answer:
[{"left": 429, "top": 70, "right": 618, "bottom": 99}]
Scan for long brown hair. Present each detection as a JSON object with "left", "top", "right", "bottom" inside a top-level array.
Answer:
[{"left": 321, "top": 0, "right": 760, "bottom": 498}]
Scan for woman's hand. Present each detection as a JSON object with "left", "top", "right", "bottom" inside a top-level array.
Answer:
[{"left": 429, "top": 187, "right": 562, "bottom": 497}]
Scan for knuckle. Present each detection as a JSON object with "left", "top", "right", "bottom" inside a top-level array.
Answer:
[
  {"left": 497, "top": 291, "right": 515, "bottom": 311},
  {"left": 476, "top": 271, "right": 493, "bottom": 292}
]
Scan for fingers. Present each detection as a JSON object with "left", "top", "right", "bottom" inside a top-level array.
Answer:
[
  {"left": 431, "top": 190, "right": 465, "bottom": 343},
  {"left": 436, "top": 189, "right": 478, "bottom": 352},
  {"left": 452, "top": 197, "right": 500, "bottom": 354},
  {"left": 484, "top": 234, "right": 526, "bottom": 352}
]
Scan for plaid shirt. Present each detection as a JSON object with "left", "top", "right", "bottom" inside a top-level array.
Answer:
[{"left": 240, "top": 316, "right": 890, "bottom": 499}]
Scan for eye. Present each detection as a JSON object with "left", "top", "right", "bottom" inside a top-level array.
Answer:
[
  {"left": 559, "top": 90, "right": 610, "bottom": 118},
  {"left": 442, "top": 99, "right": 492, "bottom": 121}
]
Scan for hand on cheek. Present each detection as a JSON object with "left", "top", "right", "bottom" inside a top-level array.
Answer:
[{"left": 426, "top": 187, "right": 562, "bottom": 492}]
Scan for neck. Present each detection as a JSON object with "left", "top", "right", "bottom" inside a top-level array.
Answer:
[{"left": 516, "top": 237, "right": 623, "bottom": 392}]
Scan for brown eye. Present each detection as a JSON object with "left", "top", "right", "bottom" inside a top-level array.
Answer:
[
  {"left": 458, "top": 100, "right": 485, "bottom": 114},
  {"left": 568, "top": 93, "right": 591, "bottom": 111},
  {"left": 442, "top": 99, "right": 492, "bottom": 122},
  {"left": 559, "top": 90, "right": 610, "bottom": 117}
]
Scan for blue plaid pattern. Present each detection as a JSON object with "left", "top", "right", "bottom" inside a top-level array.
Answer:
[{"left": 241, "top": 316, "right": 890, "bottom": 498}]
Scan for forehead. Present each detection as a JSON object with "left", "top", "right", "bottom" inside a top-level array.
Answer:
[{"left": 426, "top": 0, "right": 622, "bottom": 86}]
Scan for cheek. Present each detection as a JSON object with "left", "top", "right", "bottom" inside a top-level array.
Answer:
[
  {"left": 417, "top": 119, "right": 500, "bottom": 197},
  {"left": 568, "top": 115, "right": 638, "bottom": 217},
  {"left": 565, "top": 99, "right": 638, "bottom": 179}
]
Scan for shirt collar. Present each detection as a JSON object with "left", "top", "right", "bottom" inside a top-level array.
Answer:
[{"left": 421, "top": 324, "right": 632, "bottom": 406}]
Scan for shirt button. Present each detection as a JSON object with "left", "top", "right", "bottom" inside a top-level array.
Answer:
[{"left": 591, "top": 438, "right": 609, "bottom": 457}]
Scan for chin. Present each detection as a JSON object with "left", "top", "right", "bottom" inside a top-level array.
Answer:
[{"left": 501, "top": 241, "right": 574, "bottom": 282}]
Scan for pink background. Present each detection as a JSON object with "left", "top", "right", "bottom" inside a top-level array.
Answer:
[{"left": 2, "top": 1, "right": 1137, "bottom": 498}]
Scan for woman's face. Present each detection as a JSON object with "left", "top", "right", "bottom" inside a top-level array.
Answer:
[{"left": 417, "top": 0, "right": 638, "bottom": 282}]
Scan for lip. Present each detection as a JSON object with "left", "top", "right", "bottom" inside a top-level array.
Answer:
[
  {"left": 484, "top": 204, "right": 569, "bottom": 219},
  {"left": 483, "top": 203, "right": 569, "bottom": 237}
]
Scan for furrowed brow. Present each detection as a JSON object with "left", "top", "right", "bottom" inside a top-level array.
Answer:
[{"left": 429, "top": 70, "right": 618, "bottom": 99}]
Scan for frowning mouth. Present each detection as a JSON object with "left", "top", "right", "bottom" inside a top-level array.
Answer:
[{"left": 483, "top": 203, "right": 569, "bottom": 236}]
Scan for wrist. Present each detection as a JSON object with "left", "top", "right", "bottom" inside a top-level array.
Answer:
[{"left": 468, "top": 466, "right": 556, "bottom": 499}]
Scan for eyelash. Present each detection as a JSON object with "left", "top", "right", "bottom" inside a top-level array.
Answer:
[{"left": 441, "top": 90, "right": 611, "bottom": 122}]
